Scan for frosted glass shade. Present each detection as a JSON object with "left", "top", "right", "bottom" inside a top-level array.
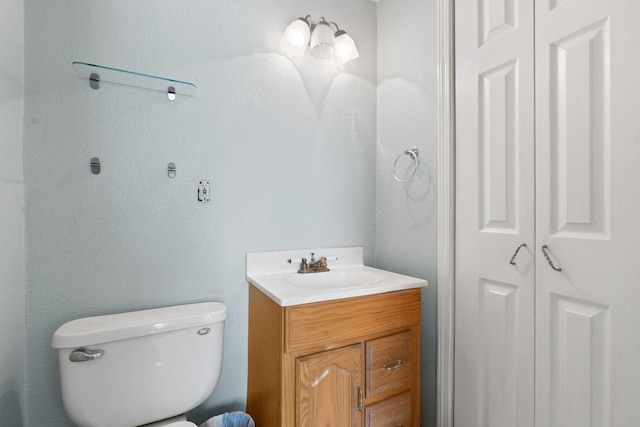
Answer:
[
  {"left": 281, "top": 18, "right": 311, "bottom": 58},
  {"left": 334, "top": 30, "right": 359, "bottom": 63},
  {"left": 310, "top": 21, "right": 335, "bottom": 59}
]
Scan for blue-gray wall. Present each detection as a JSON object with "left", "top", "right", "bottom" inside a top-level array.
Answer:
[
  {"left": 24, "top": 1, "right": 377, "bottom": 425},
  {"left": 0, "top": 0, "right": 25, "bottom": 425},
  {"left": 17, "top": 0, "right": 437, "bottom": 425},
  {"left": 376, "top": 0, "right": 438, "bottom": 424}
]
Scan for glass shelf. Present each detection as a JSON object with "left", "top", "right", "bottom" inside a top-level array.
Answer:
[{"left": 72, "top": 61, "right": 196, "bottom": 98}]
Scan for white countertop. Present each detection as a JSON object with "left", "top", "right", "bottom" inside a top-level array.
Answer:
[{"left": 246, "top": 246, "right": 428, "bottom": 307}]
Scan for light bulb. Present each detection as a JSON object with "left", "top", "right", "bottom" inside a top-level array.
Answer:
[
  {"left": 310, "top": 20, "right": 335, "bottom": 59},
  {"left": 281, "top": 18, "right": 311, "bottom": 58},
  {"left": 334, "top": 30, "right": 359, "bottom": 63}
]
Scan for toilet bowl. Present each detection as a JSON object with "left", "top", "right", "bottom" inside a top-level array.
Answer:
[
  {"left": 52, "top": 302, "right": 227, "bottom": 427},
  {"left": 143, "top": 414, "right": 197, "bottom": 427}
]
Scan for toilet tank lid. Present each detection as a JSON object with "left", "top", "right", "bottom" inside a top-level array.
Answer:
[{"left": 51, "top": 301, "right": 227, "bottom": 349}]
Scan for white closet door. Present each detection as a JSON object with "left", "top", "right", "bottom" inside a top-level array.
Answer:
[
  {"left": 453, "top": 0, "right": 535, "bottom": 425},
  {"left": 535, "top": 0, "right": 640, "bottom": 425}
]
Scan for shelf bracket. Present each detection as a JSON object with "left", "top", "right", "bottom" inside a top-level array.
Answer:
[{"left": 89, "top": 73, "right": 100, "bottom": 90}]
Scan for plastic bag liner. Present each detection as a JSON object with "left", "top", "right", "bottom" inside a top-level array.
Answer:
[{"left": 199, "top": 412, "right": 255, "bottom": 427}]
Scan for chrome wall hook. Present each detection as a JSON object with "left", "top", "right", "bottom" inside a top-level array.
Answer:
[
  {"left": 167, "top": 162, "right": 176, "bottom": 178},
  {"left": 89, "top": 73, "right": 100, "bottom": 90},
  {"left": 90, "top": 157, "right": 101, "bottom": 174}
]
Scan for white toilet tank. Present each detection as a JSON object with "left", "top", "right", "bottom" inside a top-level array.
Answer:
[{"left": 52, "top": 302, "right": 227, "bottom": 427}]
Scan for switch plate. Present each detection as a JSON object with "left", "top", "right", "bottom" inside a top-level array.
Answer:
[{"left": 198, "top": 180, "right": 210, "bottom": 202}]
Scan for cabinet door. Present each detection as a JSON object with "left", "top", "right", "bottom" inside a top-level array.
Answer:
[{"left": 296, "top": 344, "right": 363, "bottom": 427}]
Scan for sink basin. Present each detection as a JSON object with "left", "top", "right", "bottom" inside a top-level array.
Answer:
[
  {"left": 285, "top": 271, "right": 379, "bottom": 289},
  {"left": 247, "top": 246, "right": 428, "bottom": 306}
]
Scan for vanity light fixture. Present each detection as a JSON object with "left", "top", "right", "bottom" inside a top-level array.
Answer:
[
  {"left": 280, "top": 17, "right": 311, "bottom": 58},
  {"left": 280, "top": 15, "right": 359, "bottom": 63}
]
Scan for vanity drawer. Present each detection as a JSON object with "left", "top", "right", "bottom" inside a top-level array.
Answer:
[
  {"left": 365, "top": 391, "right": 412, "bottom": 427},
  {"left": 286, "top": 289, "right": 421, "bottom": 352},
  {"left": 365, "top": 331, "right": 412, "bottom": 397}
]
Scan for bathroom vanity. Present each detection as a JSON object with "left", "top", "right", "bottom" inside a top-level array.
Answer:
[{"left": 245, "top": 247, "right": 427, "bottom": 427}]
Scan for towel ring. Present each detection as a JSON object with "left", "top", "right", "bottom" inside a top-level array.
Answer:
[{"left": 393, "top": 147, "right": 419, "bottom": 183}]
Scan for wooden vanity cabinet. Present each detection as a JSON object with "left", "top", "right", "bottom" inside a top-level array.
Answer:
[{"left": 247, "top": 285, "right": 422, "bottom": 427}]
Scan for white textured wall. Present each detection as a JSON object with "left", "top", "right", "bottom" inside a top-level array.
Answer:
[
  {"left": 0, "top": 0, "right": 25, "bottom": 425},
  {"left": 23, "top": 1, "right": 377, "bottom": 425},
  {"left": 375, "top": 0, "right": 438, "bottom": 425}
]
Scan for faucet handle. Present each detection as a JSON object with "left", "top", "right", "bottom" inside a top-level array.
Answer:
[
  {"left": 315, "top": 256, "right": 337, "bottom": 269},
  {"left": 311, "top": 254, "right": 338, "bottom": 261},
  {"left": 318, "top": 256, "right": 337, "bottom": 265},
  {"left": 287, "top": 257, "right": 308, "bottom": 271}
]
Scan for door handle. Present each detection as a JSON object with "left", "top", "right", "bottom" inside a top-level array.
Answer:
[
  {"left": 541, "top": 245, "right": 562, "bottom": 271},
  {"left": 383, "top": 360, "right": 405, "bottom": 371},
  {"left": 356, "top": 384, "right": 363, "bottom": 412},
  {"left": 509, "top": 243, "right": 527, "bottom": 265}
]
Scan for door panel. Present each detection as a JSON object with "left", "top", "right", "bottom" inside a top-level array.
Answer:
[
  {"left": 454, "top": 0, "right": 535, "bottom": 425},
  {"left": 479, "top": 60, "right": 519, "bottom": 232},
  {"left": 549, "top": 295, "right": 610, "bottom": 427},
  {"left": 476, "top": 279, "right": 520, "bottom": 425},
  {"left": 479, "top": 0, "right": 517, "bottom": 47},
  {"left": 549, "top": 19, "right": 610, "bottom": 238},
  {"left": 536, "top": 0, "right": 640, "bottom": 425}
]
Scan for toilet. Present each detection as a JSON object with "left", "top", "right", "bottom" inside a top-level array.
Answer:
[{"left": 51, "top": 301, "right": 227, "bottom": 427}]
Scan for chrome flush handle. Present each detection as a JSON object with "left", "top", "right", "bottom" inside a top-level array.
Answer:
[{"left": 69, "top": 348, "right": 104, "bottom": 362}]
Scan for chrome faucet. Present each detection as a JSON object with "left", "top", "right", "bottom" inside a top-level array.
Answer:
[
  {"left": 288, "top": 253, "right": 332, "bottom": 274},
  {"left": 308, "top": 253, "right": 328, "bottom": 271}
]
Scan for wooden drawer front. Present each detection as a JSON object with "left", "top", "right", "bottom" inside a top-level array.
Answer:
[
  {"left": 365, "top": 391, "right": 412, "bottom": 427},
  {"left": 286, "top": 289, "right": 421, "bottom": 352},
  {"left": 365, "top": 331, "right": 412, "bottom": 398}
]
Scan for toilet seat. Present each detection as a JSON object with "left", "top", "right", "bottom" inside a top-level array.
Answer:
[{"left": 146, "top": 422, "right": 196, "bottom": 427}]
